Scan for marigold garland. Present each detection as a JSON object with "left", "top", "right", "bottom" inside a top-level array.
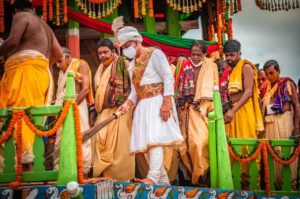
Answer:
[
  {"left": 73, "top": 102, "right": 85, "bottom": 184},
  {"left": 167, "top": 0, "right": 204, "bottom": 12},
  {"left": 43, "top": 0, "right": 47, "bottom": 22},
  {"left": 149, "top": 0, "right": 154, "bottom": 17},
  {"left": 0, "top": 0, "right": 4, "bottom": 33},
  {"left": 229, "top": 0, "right": 234, "bottom": 16},
  {"left": 22, "top": 100, "right": 71, "bottom": 137},
  {"left": 228, "top": 142, "right": 264, "bottom": 163},
  {"left": 227, "top": 18, "right": 233, "bottom": 40},
  {"left": 266, "top": 141, "right": 300, "bottom": 165},
  {"left": 134, "top": 0, "right": 139, "bottom": 18},
  {"left": 141, "top": 0, "right": 146, "bottom": 15},
  {"left": 208, "top": 24, "right": 215, "bottom": 41},
  {"left": 56, "top": 0, "right": 60, "bottom": 26},
  {"left": 0, "top": 100, "right": 78, "bottom": 187},
  {"left": 63, "top": 0, "right": 68, "bottom": 23},
  {"left": 262, "top": 143, "right": 271, "bottom": 196},
  {"left": 237, "top": 0, "right": 241, "bottom": 11},
  {"left": 228, "top": 140, "right": 300, "bottom": 196},
  {"left": 9, "top": 111, "right": 23, "bottom": 188},
  {"left": 49, "top": 0, "right": 54, "bottom": 21}
]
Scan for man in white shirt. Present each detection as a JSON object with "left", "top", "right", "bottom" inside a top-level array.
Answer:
[{"left": 113, "top": 17, "right": 183, "bottom": 185}]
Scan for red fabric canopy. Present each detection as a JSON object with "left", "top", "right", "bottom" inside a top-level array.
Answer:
[
  {"left": 30, "top": 1, "right": 191, "bottom": 57},
  {"left": 142, "top": 36, "right": 190, "bottom": 57},
  {"left": 68, "top": 8, "right": 114, "bottom": 34},
  {"left": 32, "top": 0, "right": 43, "bottom": 7},
  {"left": 67, "top": 8, "right": 190, "bottom": 57}
]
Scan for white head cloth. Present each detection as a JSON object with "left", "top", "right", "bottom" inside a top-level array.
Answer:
[{"left": 116, "top": 26, "right": 143, "bottom": 46}]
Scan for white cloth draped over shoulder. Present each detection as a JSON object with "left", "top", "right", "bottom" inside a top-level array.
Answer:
[{"left": 128, "top": 49, "right": 183, "bottom": 153}]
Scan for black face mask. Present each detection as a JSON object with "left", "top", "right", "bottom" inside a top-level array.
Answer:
[{"left": 228, "top": 59, "right": 240, "bottom": 67}]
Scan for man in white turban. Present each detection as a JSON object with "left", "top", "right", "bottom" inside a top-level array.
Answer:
[{"left": 113, "top": 18, "right": 183, "bottom": 185}]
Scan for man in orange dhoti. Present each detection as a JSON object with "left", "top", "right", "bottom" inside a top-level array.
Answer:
[
  {"left": 175, "top": 40, "right": 219, "bottom": 185},
  {"left": 90, "top": 39, "right": 135, "bottom": 181},
  {"left": 221, "top": 40, "right": 264, "bottom": 189},
  {"left": 54, "top": 47, "right": 94, "bottom": 176},
  {"left": 261, "top": 60, "right": 299, "bottom": 190},
  {"left": 0, "top": 0, "right": 62, "bottom": 171}
]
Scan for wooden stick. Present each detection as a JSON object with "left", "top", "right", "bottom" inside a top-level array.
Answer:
[{"left": 82, "top": 112, "right": 121, "bottom": 143}]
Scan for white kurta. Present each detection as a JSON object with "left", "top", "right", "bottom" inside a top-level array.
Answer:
[{"left": 128, "top": 49, "right": 183, "bottom": 153}]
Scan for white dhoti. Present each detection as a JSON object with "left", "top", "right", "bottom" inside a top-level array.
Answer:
[
  {"left": 130, "top": 95, "right": 183, "bottom": 185},
  {"left": 130, "top": 95, "right": 183, "bottom": 153}
]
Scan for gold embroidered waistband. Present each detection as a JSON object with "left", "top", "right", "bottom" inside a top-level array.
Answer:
[{"left": 136, "top": 83, "right": 164, "bottom": 100}]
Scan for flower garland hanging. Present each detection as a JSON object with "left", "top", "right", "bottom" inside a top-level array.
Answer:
[
  {"left": 49, "top": 0, "right": 53, "bottom": 21},
  {"left": 266, "top": 140, "right": 300, "bottom": 165},
  {"left": 149, "top": 0, "right": 154, "bottom": 17},
  {"left": 167, "top": 0, "right": 205, "bottom": 13},
  {"left": 208, "top": 23, "right": 215, "bottom": 42},
  {"left": 73, "top": 102, "right": 85, "bottom": 184},
  {"left": 133, "top": 0, "right": 155, "bottom": 18},
  {"left": 42, "top": 0, "right": 70, "bottom": 25},
  {"left": 0, "top": 100, "right": 87, "bottom": 188},
  {"left": 255, "top": 0, "right": 299, "bottom": 11},
  {"left": 216, "top": 0, "right": 223, "bottom": 49},
  {"left": 77, "top": 0, "right": 121, "bottom": 19},
  {"left": 63, "top": 0, "right": 68, "bottom": 23},
  {"left": 56, "top": 0, "right": 60, "bottom": 26},
  {"left": 228, "top": 141, "right": 263, "bottom": 161},
  {"left": 227, "top": 18, "right": 233, "bottom": 40},
  {"left": 134, "top": 0, "right": 139, "bottom": 18},
  {"left": 219, "top": 0, "right": 237, "bottom": 41},
  {"left": 0, "top": 0, "right": 4, "bottom": 33},
  {"left": 237, "top": 0, "right": 241, "bottom": 10},
  {"left": 43, "top": 0, "right": 47, "bottom": 22},
  {"left": 228, "top": 140, "right": 300, "bottom": 196},
  {"left": 10, "top": 111, "right": 23, "bottom": 188}
]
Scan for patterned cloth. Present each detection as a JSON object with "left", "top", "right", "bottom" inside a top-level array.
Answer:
[
  {"left": 219, "top": 64, "right": 232, "bottom": 103},
  {"left": 271, "top": 77, "right": 295, "bottom": 114},
  {"left": 176, "top": 60, "right": 197, "bottom": 106},
  {"left": 107, "top": 56, "right": 130, "bottom": 107}
]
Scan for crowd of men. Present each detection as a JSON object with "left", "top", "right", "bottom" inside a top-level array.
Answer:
[{"left": 0, "top": 0, "right": 299, "bottom": 191}]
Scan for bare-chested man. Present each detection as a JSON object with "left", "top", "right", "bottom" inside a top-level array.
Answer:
[
  {"left": 221, "top": 40, "right": 264, "bottom": 189},
  {"left": 0, "top": 0, "right": 62, "bottom": 171},
  {"left": 54, "top": 47, "right": 94, "bottom": 177}
]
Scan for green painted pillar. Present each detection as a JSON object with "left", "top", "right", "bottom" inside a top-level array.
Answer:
[
  {"left": 103, "top": 10, "right": 118, "bottom": 38},
  {"left": 212, "top": 86, "right": 234, "bottom": 189},
  {"left": 166, "top": 6, "right": 180, "bottom": 37},
  {"left": 208, "top": 111, "right": 217, "bottom": 188},
  {"left": 143, "top": 14, "right": 156, "bottom": 33},
  {"left": 67, "top": 0, "right": 80, "bottom": 58},
  {"left": 57, "top": 72, "right": 78, "bottom": 185}
]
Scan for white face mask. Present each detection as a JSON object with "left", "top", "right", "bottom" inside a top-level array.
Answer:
[
  {"left": 123, "top": 45, "right": 137, "bottom": 59},
  {"left": 191, "top": 60, "right": 203, "bottom": 67}
]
